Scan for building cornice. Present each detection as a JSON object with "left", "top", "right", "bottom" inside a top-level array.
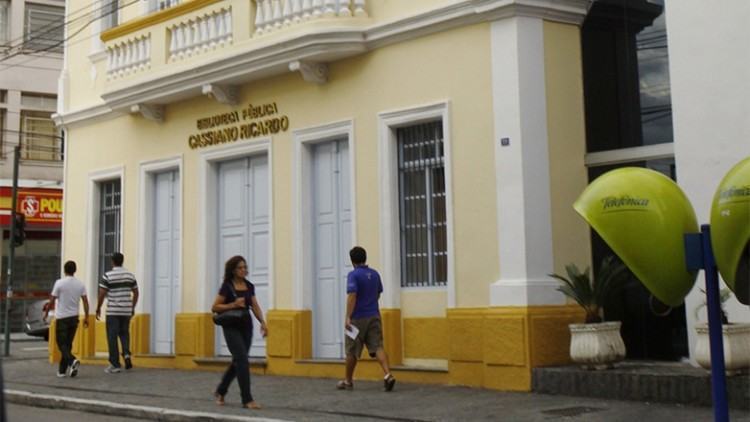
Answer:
[{"left": 58, "top": 0, "right": 591, "bottom": 126}]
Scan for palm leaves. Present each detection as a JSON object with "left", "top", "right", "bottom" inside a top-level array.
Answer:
[{"left": 549, "top": 256, "right": 628, "bottom": 323}]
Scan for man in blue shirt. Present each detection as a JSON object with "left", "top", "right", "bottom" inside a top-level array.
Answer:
[{"left": 337, "top": 246, "right": 396, "bottom": 392}]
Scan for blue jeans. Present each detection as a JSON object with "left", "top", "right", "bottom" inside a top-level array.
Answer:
[
  {"left": 106, "top": 315, "right": 132, "bottom": 368},
  {"left": 216, "top": 325, "right": 253, "bottom": 404}
]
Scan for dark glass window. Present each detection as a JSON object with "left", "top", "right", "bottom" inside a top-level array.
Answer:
[{"left": 582, "top": 0, "right": 673, "bottom": 152}]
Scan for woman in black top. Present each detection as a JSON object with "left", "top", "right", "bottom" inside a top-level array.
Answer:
[{"left": 211, "top": 255, "right": 268, "bottom": 409}]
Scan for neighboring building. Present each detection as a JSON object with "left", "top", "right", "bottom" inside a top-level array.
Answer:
[
  {"left": 0, "top": 0, "right": 64, "bottom": 330},
  {"left": 665, "top": 0, "right": 750, "bottom": 362},
  {"left": 53, "top": 0, "right": 749, "bottom": 392}
]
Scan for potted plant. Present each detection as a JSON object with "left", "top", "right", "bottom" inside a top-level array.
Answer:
[
  {"left": 549, "top": 256, "right": 628, "bottom": 369},
  {"left": 693, "top": 288, "right": 750, "bottom": 375}
]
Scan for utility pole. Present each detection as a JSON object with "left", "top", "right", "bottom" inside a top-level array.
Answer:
[{"left": 3, "top": 145, "right": 20, "bottom": 356}]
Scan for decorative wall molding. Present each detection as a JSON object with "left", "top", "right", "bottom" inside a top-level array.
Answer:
[
  {"left": 377, "top": 101, "right": 456, "bottom": 308},
  {"left": 289, "top": 60, "right": 329, "bottom": 84},
  {"left": 130, "top": 104, "right": 165, "bottom": 122},
  {"left": 201, "top": 83, "right": 239, "bottom": 105}
]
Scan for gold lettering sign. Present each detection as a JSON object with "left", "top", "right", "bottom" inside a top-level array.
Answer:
[{"left": 188, "top": 102, "right": 289, "bottom": 150}]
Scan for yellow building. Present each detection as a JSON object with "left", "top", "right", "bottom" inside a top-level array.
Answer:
[{"left": 54, "top": 0, "right": 595, "bottom": 391}]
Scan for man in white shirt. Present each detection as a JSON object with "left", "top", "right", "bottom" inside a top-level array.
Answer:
[{"left": 44, "top": 260, "right": 89, "bottom": 378}]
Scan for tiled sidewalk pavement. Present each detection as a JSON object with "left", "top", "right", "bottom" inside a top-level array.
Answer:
[{"left": 3, "top": 355, "right": 749, "bottom": 422}]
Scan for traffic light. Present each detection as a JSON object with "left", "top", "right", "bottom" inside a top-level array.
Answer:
[{"left": 12, "top": 214, "right": 25, "bottom": 247}]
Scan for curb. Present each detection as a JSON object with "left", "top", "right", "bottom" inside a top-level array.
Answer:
[{"left": 4, "top": 389, "right": 291, "bottom": 422}]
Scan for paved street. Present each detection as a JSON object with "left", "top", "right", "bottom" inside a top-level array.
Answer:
[
  {"left": 2, "top": 340, "right": 750, "bottom": 422},
  {"left": 7, "top": 403, "right": 136, "bottom": 421}
]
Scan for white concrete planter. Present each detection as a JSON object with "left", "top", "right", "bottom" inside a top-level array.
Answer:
[
  {"left": 694, "top": 323, "right": 750, "bottom": 375},
  {"left": 569, "top": 321, "right": 626, "bottom": 369}
]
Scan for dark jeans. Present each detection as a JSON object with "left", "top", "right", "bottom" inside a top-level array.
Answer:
[
  {"left": 55, "top": 316, "right": 79, "bottom": 374},
  {"left": 106, "top": 315, "right": 132, "bottom": 368},
  {"left": 216, "top": 325, "right": 253, "bottom": 404}
]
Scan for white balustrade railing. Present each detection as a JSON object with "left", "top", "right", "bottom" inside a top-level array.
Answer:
[
  {"left": 168, "top": 7, "right": 233, "bottom": 61},
  {"left": 106, "top": 35, "right": 151, "bottom": 79},
  {"left": 254, "top": 0, "right": 367, "bottom": 35}
]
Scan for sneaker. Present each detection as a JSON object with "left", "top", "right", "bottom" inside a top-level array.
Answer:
[
  {"left": 56, "top": 372, "right": 66, "bottom": 378},
  {"left": 384, "top": 374, "right": 396, "bottom": 392},
  {"left": 336, "top": 380, "right": 353, "bottom": 390},
  {"left": 124, "top": 356, "right": 133, "bottom": 370},
  {"left": 104, "top": 365, "right": 122, "bottom": 374},
  {"left": 68, "top": 359, "right": 81, "bottom": 378}
]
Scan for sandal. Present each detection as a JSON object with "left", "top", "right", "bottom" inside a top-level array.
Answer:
[
  {"left": 213, "top": 392, "right": 225, "bottom": 406},
  {"left": 244, "top": 401, "right": 261, "bottom": 409},
  {"left": 336, "top": 380, "right": 353, "bottom": 390}
]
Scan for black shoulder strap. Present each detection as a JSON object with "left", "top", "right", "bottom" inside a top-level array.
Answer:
[{"left": 226, "top": 282, "right": 238, "bottom": 300}]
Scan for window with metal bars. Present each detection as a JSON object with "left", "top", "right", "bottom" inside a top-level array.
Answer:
[
  {"left": 397, "top": 120, "right": 447, "bottom": 287},
  {"left": 24, "top": 3, "right": 64, "bottom": 53},
  {"left": 20, "top": 110, "right": 62, "bottom": 161},
  {"left": 98, "top": 180, "right": 121, "bottom": 282}
]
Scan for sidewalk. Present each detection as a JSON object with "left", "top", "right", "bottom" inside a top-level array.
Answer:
[{"left": 3, "top": 355, "right": 749, "bottom": 422}]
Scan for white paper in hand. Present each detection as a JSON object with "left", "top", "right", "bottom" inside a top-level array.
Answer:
[{"left": 345, "top": 324, "right": 359, "bottom": 340}]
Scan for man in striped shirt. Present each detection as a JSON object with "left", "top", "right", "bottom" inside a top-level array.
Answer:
[{"left": 96, "top": 252, "right": 139, "bottom": 373}]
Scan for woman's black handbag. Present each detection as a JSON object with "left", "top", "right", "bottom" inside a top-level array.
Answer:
[{"left": 212, "top": 283, "right": 250, "bottom": 327}]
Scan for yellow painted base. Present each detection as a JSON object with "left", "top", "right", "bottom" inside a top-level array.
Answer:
[
  {"left": 446, "top": 306, "right": 584, "bottom": 391},
  {"left": 49, "top": 307, "right": 583, "bottom": 393}
]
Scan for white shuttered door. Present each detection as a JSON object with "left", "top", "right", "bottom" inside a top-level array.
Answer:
[
  {"left": 312, "top": 139, "right": 351, "bottom": 358},
  {"left": 152, "top": 170, "right": 180, "bottom": 354},
  {"left": 216, "top": 156, "right": 269, "bottom": 357}
]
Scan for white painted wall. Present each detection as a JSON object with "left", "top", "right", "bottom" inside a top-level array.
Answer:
[{"left": 665, "top": 0, "right": 750, "bottom": 361}]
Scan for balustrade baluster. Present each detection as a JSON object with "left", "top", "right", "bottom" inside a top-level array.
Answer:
[
  {"left": 282, "top": 0, "right": 293, "bottom": 26},
  {"left": 353, "top": 0, "right": 366, "bottom": 16},
  {"left": 292, "top": 0, "right": 302, "bottom": 22},
  {"left": 135, "top": 39, "right": 143, "bottom": 69},
  {"left": 120, "top": 43, "right": 127, "bottom": 72},
  {"left": 144, "top": 36, "right": 150, "bottom": 67},
  {"left": 323, "top": 0, "right": 336, "bottom": 17},
  {"left": 116, "top": 44, "right": 124, "bottom": 75},
  {"left": 301, "top": 0, "right": 312, "bottom": 20},
  {"left": 263, "top": 0, "right": 274, "bottom": 32},
  {"left": 127, "top": 42, "right": 135, "bottom": 72},
  {"left": 208, "top": 14, "right": 217, "bottom": 48},
  {"left": 338, "top": 0, "right": 352, "bottom": 17},
  {"left": 215, "top": 12, "right": 225, "bottom": 45},
  {"left": 169, "top": 28, "right": 177, "bottom": 60},
  {"left": 188, "top": 20, "right": 197, "bottom": 55},
  {"left": 312, "top": 0, "right": 323, "bottom": 18},
  {"left": 106, "top": 49, "right": 113, "bottom": 72},
  {"left": 224, "top": 9, "right": 233, "bottom": 43},
  {"left": 272, "top": 0, "right": 283, "bottom": 29},
  {"left": 255, "top": 0, "right": 265, "bottom": 34},
  {"left": 116, "top": 44, "right": 123, "bottom": 72},
  {"left": 199, "top": 17, "right": 209, "bottom": 51},
  {"left": 175, "top": 25, "right": 184, "bottom": 58}
]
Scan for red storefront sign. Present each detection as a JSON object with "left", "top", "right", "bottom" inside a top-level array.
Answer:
[{"left": 0, "top": 187, "right": 62, "bottom": 229}]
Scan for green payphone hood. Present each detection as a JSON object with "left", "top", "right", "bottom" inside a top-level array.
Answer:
[
  {"left": 574, "top": 168, "right": 698, "bottom": 307},
  {"left": 710, "top": 157, "right": 750, "bottom": 305}
]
